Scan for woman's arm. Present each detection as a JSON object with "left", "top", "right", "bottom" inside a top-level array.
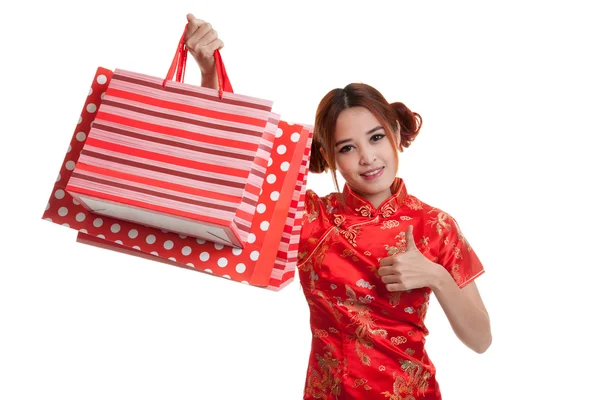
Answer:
[
  {"left": 379, "top": 225, "right": 492, "bottom": 353},
  {"left": 431, "top": 272, "right": 492, "bottom": 354}
]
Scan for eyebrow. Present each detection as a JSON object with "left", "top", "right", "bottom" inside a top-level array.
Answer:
[{"left": 334, "top": 126, "right": 385, "bottom": 147}]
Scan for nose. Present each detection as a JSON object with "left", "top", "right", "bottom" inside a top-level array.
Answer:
[{"left": 359, "top": 148, "right": 376, "bottom": 166}]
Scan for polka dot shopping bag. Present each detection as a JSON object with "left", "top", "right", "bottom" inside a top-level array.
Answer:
[{"left": 42, "top": 26, "right": 313, "bottom": 291}]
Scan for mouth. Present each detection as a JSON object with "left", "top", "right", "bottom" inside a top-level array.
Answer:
[{"left": 360, "top": 167, "right": 384, "bottom": 178}]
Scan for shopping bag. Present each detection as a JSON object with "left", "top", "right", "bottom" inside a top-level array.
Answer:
[
  {"left": 75, "top": 129, "right": 311, "bottom": 291},
  {"left": 63, "top": 28, "right": 279, "bottom": 248},
  {"left": 42, "top": 26, "right": 314, "bottom": 290}
]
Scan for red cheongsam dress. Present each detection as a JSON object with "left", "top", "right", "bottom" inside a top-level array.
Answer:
[{"left": 297, "top": 177, "right": 484, "bottom": 400}]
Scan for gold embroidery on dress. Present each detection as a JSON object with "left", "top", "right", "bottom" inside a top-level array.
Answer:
[
  {"left": 333, "top": 213, "right": 346, "bottom": 226},
  {"left": 427, "top": 209, "right": 452, "bottom": 235},
  {"left": 382, "top": 220, "right": 400, "bottom": 230},
  {"left": 404, "top": 195, "right": 423, "bottom": 210},
  {"left": 385, "top": 232, "right": 408, "bottom": 256},
  {"left": 337, "top": 225, "right": 359, "bottom": 247},
  {"left": 298, "top": 239, "right": 330, "bottom": 291},
  {"left": 380, "top": 202, "right": 397, "bottom": 218},
  {"left": 381, "top": 359, "right": 431, "bottom": 399},
  {"left": 391, "top": 336, "right": 408, "bottom": 345},
  {"left": 452, "top": 244, "right": 463, "bottom": 260},
  {"left": 338, "top": 285, "right": 388, "bottom": 366},
  {"left": 341, "top": 249, "right": 353, "bottom": 257},
  {"left": 316, "top": 290, "right": 343, "bottom": 322},
  {"left": 390, "top": 292, "right": 402, "bottom": 308},
  {"left": 305, "top": 344, "right": 346, "bottom": 399},
  {"left": 356, "top": 205, "right": 372, "bottom": 217},
  {"left": 298, "top": 236, "right": 318, "bottom": 265},
  {"left": 305, "top": 193, "right": 320, "bottom": 223},
  {"left": 314, "top": 329, "right": 329, "bottom": 338},
  {"left": 352, "top": 378, "right": 372, "bottom": 391},
  {"left": 416, "top": 293, "right": 430, "bottom": 330},
  {"left": 356, "top": 279, "right": 375, "bottom": 290},
  {"left": 341, "top": 248, "right": 359, "bottom": 262},
  {"left": 451, "top": 264, "right": 463, "bottom": 285},
  {"left": 325, "top": 193, "right": 343, "bottom": 214},
  {"left": 359, "top": 294, "right": 375, "bottom": 304}
]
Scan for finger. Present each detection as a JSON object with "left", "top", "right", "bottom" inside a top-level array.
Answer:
[
  {"left": 193, "top": 22, "right": 214, "bottom": 43},
  {"left": 381, "top": 274, "right": 401, "bottom": 284},
  {"left": 187, "top": 25, "right": 215, "bottom": 52},
  {"left": 386, "top": 283, "right": 405, "bottom": 292},
  {"left": 205, "top": 38, "right": 224, "bottom": 52},
  {"left": 185, "top": 14, "right": 205, "bottom": 38},
  {"left": 405, "top": 225, "right": 418, "bottom": 251},
  {"left": 378, "top": 266, "right": 401, "bottom": 277},
  {"left": 200, "top": 30, "right": 219, "bottom": 48},
  {"left": 379, "top": 256, "right": 395, "bottom": 267},
  {"left": 186, "top": 21, "right": 213, "bottom": 47}
]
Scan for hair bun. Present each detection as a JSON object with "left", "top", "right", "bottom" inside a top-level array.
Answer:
[{"left": 392, "top": 102, "right": 422, "bottom": 149}]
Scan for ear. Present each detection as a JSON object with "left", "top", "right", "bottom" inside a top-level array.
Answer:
[
  {"left": 319, "top": 146, "right": 327, "bottom": 160},
  {"left": 394, "top": 120, "right": 401, "bottom": 139}
]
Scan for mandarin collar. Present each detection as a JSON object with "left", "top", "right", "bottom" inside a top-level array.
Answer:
[{"left": 342, "top": 177, "right": 407, "bottom": 218}]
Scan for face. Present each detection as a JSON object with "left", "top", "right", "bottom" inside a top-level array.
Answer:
[{"left": 331, "top": 107, "right": 399, "bottom": 208}]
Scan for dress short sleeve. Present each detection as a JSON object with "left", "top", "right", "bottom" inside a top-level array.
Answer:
[
  {"left": 435, "top": 212, "right": 485, "bottom": 288},
  {"left": 297, "top": 189, "right": 331, "bottom": 268}
]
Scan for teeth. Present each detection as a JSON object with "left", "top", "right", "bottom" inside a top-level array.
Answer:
[{"left": 363, "top": 168, "right": 381, "bottom": 176}]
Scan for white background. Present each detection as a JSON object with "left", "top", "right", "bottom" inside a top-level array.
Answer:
[{"left": 1, "top": 1, "right": 599, "bottom": 399}]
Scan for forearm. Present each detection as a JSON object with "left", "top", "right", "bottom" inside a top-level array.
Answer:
[
  {"left": 201, "top": 71, "right": 219, "bottom": 90},
  {"left": 431, "top": 266, "right": 492, "bottom": 353}
]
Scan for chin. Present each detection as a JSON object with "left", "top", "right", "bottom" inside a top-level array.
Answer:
[{"left": 352, "top": 173, "right": 395, "bottom": 196}]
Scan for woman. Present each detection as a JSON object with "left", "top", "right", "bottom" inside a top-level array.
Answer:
[{"left": 184, "top": 14, "right": 492, "bottom": 400}]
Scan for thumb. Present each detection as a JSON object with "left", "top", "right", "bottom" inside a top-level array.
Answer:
[
  {"left": 185, "top": 14, "right": 203, "bottom": 40},
  {"left": 405, "top": 225, "right": 418, "bottom": 251},
  {"left": 186, "top": 13, "right": 204, "bottom": 28}
]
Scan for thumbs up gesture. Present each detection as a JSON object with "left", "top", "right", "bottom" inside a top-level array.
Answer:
[{"left": 378, "top": 226, "right": 443, "bottom": 292}]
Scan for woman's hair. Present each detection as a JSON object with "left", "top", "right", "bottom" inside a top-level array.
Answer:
[{"left": 310, "top": 83, "right": 422, "bottom": 190}]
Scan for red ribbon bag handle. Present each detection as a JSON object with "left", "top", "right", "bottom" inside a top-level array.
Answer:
[{"left": 163, "top": 24, "right": 233, "bottom": 99}]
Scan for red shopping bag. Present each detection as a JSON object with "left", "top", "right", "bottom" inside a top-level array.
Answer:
[
  {"left": 75, "top": 132, "right": 311, "bottom": 291},
  {"left": 64, "top": 28, "right": 279, "bottom": 248},
  {"left": 42, "top": 27, "right": 313, "bottom": 290}
]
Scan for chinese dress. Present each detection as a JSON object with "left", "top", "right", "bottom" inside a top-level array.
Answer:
[{"left": 297, "top": 177, "right": 484, "bottom": 399}]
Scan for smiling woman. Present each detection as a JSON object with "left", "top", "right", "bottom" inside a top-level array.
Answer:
[
  {"left": 188, "top": 10, "right": 492, "bottom": 397},
  {"left": 291, "top": 82, "right": 491, "bottom": 399}
]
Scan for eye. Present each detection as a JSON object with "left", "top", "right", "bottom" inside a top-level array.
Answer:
[
  {"left": 371, "top": 134, "right": 385, "bottom": 142},
  {"left": 339, "top": 145, "right": 354, "bottom": 153}
]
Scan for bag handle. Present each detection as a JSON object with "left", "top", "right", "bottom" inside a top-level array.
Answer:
[{"left": 163, "top": 24, "right": 233, "bottom": 99}]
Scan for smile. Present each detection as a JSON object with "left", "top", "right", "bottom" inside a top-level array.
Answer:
[{"left": 361, "top": 167, "right": 384, "bottom": 179}]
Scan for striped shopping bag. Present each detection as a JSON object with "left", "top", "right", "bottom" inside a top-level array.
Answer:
[
  {"left": 74, "top": 120, "right": 312, "bottom": 290},
  {"left": 64, "top": 28, "right": 277, "bottom": 248}
]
